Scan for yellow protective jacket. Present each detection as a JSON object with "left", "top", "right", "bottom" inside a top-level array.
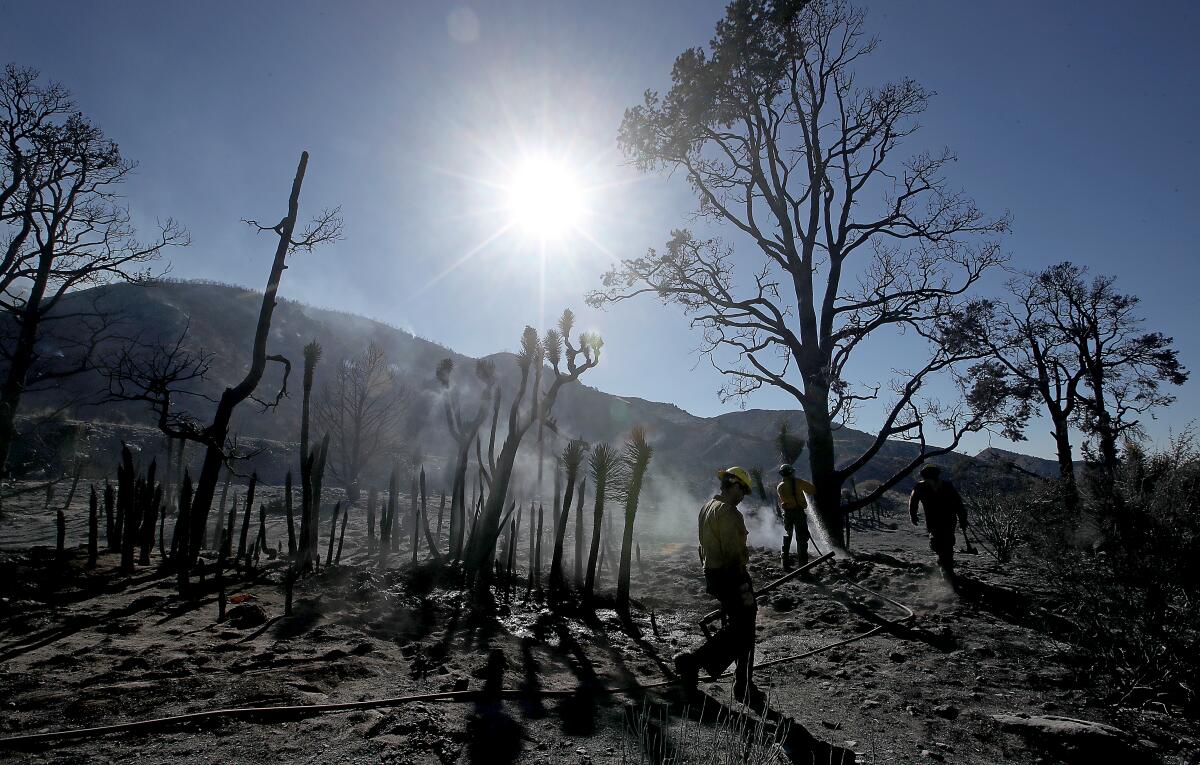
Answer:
[
  {"left": 698, "top": 497, "right": 749, "bottom": 571},
  {"left": 776, "top": 476, "right": 815, "bottom": 511}
]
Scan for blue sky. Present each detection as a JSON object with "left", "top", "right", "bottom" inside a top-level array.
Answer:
[{"left": 2, "top": 1, "right": 1197, "bottom": 460}]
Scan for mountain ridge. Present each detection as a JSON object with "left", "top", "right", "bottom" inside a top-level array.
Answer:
[{"left": 14, "top": 280, "right": 1058, "bottom": 492}]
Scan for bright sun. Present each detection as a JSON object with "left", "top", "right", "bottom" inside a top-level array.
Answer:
[{"left": 505, "top": 156, "right": 585, "bottom": 241}]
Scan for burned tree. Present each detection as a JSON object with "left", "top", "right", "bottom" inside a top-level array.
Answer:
[
  {"left": 315, "top": 343, "right": 415, "bottom": 504},
  {"left": 955, "top": 263, "right": 1187, "bottom": 492},
  {"left": 0, "top": 65, "right": 187, "bottom": 480},
  {"left": 584, "top": 442, "right": 621, "bottom": 597},
  {"left": 102, "top": 152, "right": 341, "bottom": 566},
  {"left": 1042, "top": 264, "right": 1187, "bottom": 479},
  {"left": 549, "top": 438, "right": 587, "bottom": 593},
  {"left": 465, "top": 310, "right": 602, "bottom": 579},
  {"left": 615, "top": 427, "right": 652, "bottom": 617},
  {"left": 589, "top": 0, "right": 1007, "bottom": 542},
  {"left": 438, "top": 357, "right": 498, "bottom": 561}
]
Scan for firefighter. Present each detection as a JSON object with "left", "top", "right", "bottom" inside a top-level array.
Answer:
[
  {"left": 776, "top": 463, "right": 815, "bottom": 571},
  {"left": 908, "top": 464, "right": 969, "bottom": 584},
  {"left": 674, "top": 466, "right": 763, "bottom": 704}
]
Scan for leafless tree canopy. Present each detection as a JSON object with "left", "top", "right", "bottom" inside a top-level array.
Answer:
[
  {"left": 0, "top": 64, "right": 188, "bottom": 475},
  {"left": 315, "top": 343, "right": 415, "bottom": 499},
  {"left": 588, "top": 0, "right": 1008, "bottom": 534}
]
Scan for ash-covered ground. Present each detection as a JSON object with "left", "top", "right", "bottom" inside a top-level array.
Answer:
[{"left": 0, "top": 482, "right": 1195, "bottom": 764}]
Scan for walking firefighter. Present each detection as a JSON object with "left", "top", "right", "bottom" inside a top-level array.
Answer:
[
  {"left": 776, "top": 463, "right": 815, "bottom": 571},
  {"left": 674, "top": 466, "right": 764, "bottom": 705},
  {"left": 908, "top": 464, "right": 969, "bottom": 584}
]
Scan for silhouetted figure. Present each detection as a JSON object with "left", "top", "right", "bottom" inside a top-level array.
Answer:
[
  {"left": 909, "top": 464, "right": 968, "bottom": 585},
  {"left": 776, "top": 463, "right": 814, "bottom": 570},
  {"left": 674, "top": 466, "right": 763, "bottom": 704}
]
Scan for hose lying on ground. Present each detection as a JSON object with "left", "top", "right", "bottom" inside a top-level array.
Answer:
[{"left": 0, "top": 547, "right": 915, "bottom": 748}]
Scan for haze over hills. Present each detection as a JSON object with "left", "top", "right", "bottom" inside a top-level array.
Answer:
[{"left": 18, "top": 281, "right": 1056, "bottom": 491}]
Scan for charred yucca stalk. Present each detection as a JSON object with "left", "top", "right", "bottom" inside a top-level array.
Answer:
[
  {"left": 139, "top": 483, "right": 163, "bottom": 566},
  {"left": 505, "top": 504, "right": 520, "bottom": 592},
  {"left": 573, "top": 475, "right": 586, "bottom": 584},
  {"left": 616, "top": 427, "right": 653, "bottom": 618},
  {"left": 410, "top": 475, "right": 419, "bottom": 563},
  {"left": 297, "top": 434, "right": 329, "bottom": 570},
  {"left": 296, "top": 339, "right": 323, "bottom": 569},
  {"left": 526, "top": 500, "right": 537, "bottom": 596},
  {"left": 55, "top": 508, "right": 65, "bottom": 558},
  {"left": 436, "top": 491, "right": 446, "bottom": 537},
  {"left": 465, "top": 312, "right": 602, "bottom": 585},
  {"left": 366, "top": 486, "right": 377, "bottom": 553},
  {"left": 237, "top": 473, "right": 258, "bottom": 566},
  {"left": 284, "top": 471, "right": 296, "bottom": 556},
  {"left": 325, "top": 500, "right": 341, "bottom": 566},
  {"left": 585, "top": 443, "right": 619, "bottom": 597},
  {"left": 104, "top": 480, "right": 115, "bottom": 550},
  {"left": 175, "top": 470, "right": 192, "bottom": 594},
  {"left": 223, "top": 493, "right": 237, "bottom": 560},
  {"left": 550, "top": 440, "right": 586, "bottom": 593},
  {"left": 216, "top": 470, "right": 231, "bottom": 549},
  {"left": 257, "top": 504, "right": 268, "bottom": 559},
  {"left": 335, "top": 504, "right": 349, "bottom": 565},
  {"left": 136, "top": 460, "right": 160, "bottom": 565},
  {"left": 117, "top": 445, "right": 136, "bottom": 571},
  {"left": 87, "top": 484, "right": 99, "bottom": 567},
  {"left": 160, "top": 491, "right": 170, "bottom": 561},
  {"left": 533, "top": 503, "right": 544, "bottom": 592},
  {"left": 379, "top": 464, "right": 398, "bottom": 567},
  {"left": 437, "top": 358, "right": 498, "bottom": 562},
  {"left": 418, "top": 467, "right": 440, "bottom": 557},
  {"left": 216, "top": 495, "right": 229, "bottom": 618}
]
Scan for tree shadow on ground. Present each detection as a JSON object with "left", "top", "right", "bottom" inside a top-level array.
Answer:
[
  {"left": 954, "top": 575, "right": 1073, "bottom": 635},
  {"left": 630, "top": 687, "right": 857, "bottom": 764},
  {"left": 0, "top": 592, "right": 169, "bottom": 662},
  {"left": 467, "top": 647, "right": 524, "bottom": 765}
]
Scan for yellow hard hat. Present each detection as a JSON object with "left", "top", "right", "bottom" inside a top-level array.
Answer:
[{"left": 717, "top": 466, "right": 752, "bottom": 491}]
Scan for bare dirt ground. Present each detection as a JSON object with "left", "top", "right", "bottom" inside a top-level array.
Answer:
[{"left": 1, "top": 484, "right": 1197, "bottom": 764}]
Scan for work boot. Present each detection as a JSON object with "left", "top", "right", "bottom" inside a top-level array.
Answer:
[
  {"left": 673, "top": 652, "right": 699, "bottom": 691},
  {"left": 781, "top": 550, "right": 793, "bottom": 571},
  {"left": 734, "top": 681, "right": 767, "bottom": 708}
]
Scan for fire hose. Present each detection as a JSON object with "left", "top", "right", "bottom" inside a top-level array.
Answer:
[{"left": 0, "top": 545, "right": 915, "bottom": 749}]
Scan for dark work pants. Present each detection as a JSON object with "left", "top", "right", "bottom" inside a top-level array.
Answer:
[
  {"left": 781, "top": 507, "right": 809, "bottom": 564},
  {"left": 691, "top": 567, "right": 758, "bottom": 692},
  {"left": 930, "top": 531, "right": 955, "bottom": 575}
]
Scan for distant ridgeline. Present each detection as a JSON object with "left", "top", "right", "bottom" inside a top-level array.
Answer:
[{"left": 8, "top": 281, "right": 1058, "bottom": 492}]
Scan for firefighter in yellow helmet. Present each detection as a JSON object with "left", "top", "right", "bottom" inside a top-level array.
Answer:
[
  {"left": 776, "top": 463, "right": 815, "bottom": 571},
  {"left": 673, "top": 466, "right": 763, "bottom": 705}
]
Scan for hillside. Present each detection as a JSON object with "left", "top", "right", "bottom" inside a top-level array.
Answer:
[{"left": 14, "top": 281, "right": 1056, "bottom": 491}]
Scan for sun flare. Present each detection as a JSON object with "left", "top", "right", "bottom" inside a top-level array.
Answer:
[{"left": 505, "top": 156, "right": 586, "bottom": 241}]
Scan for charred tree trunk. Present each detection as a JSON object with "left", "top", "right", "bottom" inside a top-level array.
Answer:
[
  {"left": 117, "top": 446, "right": 137, "bottom": 572},
  {"left": 573, "top": 476, "right": 586, "bottom": 584},
  {"left": 87, "top": 485, "right": 99, "bottom": 568},
  {"left": 174, "top": 471, "right": 192, "bottom": 594},
  {"left": 366, "top": 486, "right": 377, "bottom": 553},
  {"left": 285, "top": 471, "right": 296, "bottom": 556},
  {"left": 104, "top": 481, "right": 115, "bottom": 551},
  {"left": 803, "top": 387, "right": 845, "bottom": 546},
  {"left": 185, "top": 153, "right": 315, "bottom": 565},
  {"left": 1051, "top": 416, "right": 1079, "bottom": 510},
  {"left": 236, "top": 473, "right": 258, "bottom": 566},
  {"left": 326, "top": 501, "right": 341, "bottom": 566},
  {"left": 335, "top": 505, "right": 349, "bottom": 565},
  {"left": 616, "top": 430, "right": 652, "bottom": 618}
]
